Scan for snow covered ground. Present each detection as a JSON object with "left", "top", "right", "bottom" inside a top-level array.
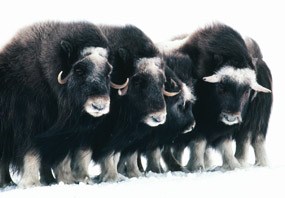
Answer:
[{"left": 1, "top": 0, "right": 284, "bottom": 197}]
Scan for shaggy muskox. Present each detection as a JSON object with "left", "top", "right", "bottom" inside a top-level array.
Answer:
[
  {"left": 37, "top": 25, "right": 176, "bottom": 184},
  {"left": 234, "top": 37, "right": 273, "bottom": 167},
  {"left": 117, "top": 53, "right": 196, "bottom": 176},
  {"left": 0, "top": 21, "right": 112, "bottom": 188},
  {"left": 159, "top": 23, "right": 272, "bottom": 172}
]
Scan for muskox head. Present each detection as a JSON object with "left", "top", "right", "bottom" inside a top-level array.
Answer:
[
  {"left": 163, "top": 54, "right": 197, "bottom": 134},
  {"left": 112, "top": 57, "right": 178, "bottom": 127},
  {"left": 163, "top": 66, "right": 196, "bottom": 134},
  {"left": 203, "top": 66, "right": 271, "bottom": 125},
  {"left": 57, "top": 41, "right": 112, "bottom": 117}
]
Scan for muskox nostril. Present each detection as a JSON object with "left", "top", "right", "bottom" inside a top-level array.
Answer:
[
  {"left": 92, "top": 103, "right": 105, "bottom": 111},
  {"left": 151, "top": 114, "right": 166, "bottom": 123},
  {"left": 221, "top": 112, "right": 240, "bottom": 122}
]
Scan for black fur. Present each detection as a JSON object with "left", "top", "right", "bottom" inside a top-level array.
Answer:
[
  {"left": 36, "top": 25, "right": 166, "bottom": 183},
  {"left": 0, "top": 21, "right": 111, "bottom": 187},
  {"left": 118, "top": 53, "right": 196, "bottom": 174},
  {"left": 167, "top": 23, "right": 272, "bottom": 171},
  {"left": 234, "top": 38, "right": 273, "bottom": 165}
]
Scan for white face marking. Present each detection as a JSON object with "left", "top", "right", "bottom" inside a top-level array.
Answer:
[
  {"left": 215, "top": 66, "right": 256, "bottom": 85},
  {"left": 182, "top": 121, "right": 196, "bottom": 134},
  {"left": 181, "top": 83, "right": 196, "bottom": 104},
  {"left": 81, "top": 47, "right": 111, "bottom": 71},
  {"left": 204, "top": 66, "right": 271, "bottom": 93},
  {"left": 136, "top": 57, "right": 164, "bottom": 78},
  {"left": 84, "top": 96, "right": 110, "bottom": 117},
  {"left": 143, "top": 109, "right": 167, "bottom": 127},
  {"left": 156, "top": 36, "right": 189, "bottom": 54},
  {"left": 220, "top": 117, "right": 240, "bottom": 125}
]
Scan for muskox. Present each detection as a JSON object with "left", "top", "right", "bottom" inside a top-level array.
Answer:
[
  {"left": 117, "top": 53, "right": 196, "bottom": 176},
  {"left": 159, "top": 23, "right": 272, "bottom": 172},
  {"left": 0, "top": 21, "right": 112, "bottom": 188},
  {"left": 37, "top": 25, "right": 175, "bottom": 184},
  {"left": 234, "top": 37, "right": 273, "bottom": 167}
]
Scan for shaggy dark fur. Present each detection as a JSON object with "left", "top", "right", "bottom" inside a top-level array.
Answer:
[
  {"left": 234, "top": 37, "right": 273, "bottom": 166},
  {"left": 163, "top": 24, "right": 272, "bottom": 172},
  {"left": 0, "top": 21, "right": 111, "bottom": 187}
]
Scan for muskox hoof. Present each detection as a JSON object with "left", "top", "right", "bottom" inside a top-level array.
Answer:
[
  {"left": 99, "top": 172, "right": 126, "bottom": 183},
  {"left": 254, "top": 160, "right": 268, "bottom": 167},
  {"left": 236, "top": 158, "right": 250, "bottom": 168},
  {"left": 18, "top": 179, "right": 41, "bottom": 188},
  {"left": 186, "top": 162, "right": 205, "bottom": 173},
  {"left": 0, "top": 181, "right": 16, "bottom": 188},
  {"left": 126, "top": 169, "right": 142, "bottom": 178}
]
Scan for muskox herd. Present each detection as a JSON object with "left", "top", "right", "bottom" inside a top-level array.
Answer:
[{"left": 0, "top": 21, "right": 272, "bottom": 188}]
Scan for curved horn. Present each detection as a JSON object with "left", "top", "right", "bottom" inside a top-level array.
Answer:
[
  {"left": 163, "top": 89, "right": 181, "bottom": 97},
  {"left": 203, "top": 74, "right": 221, "bottom": 83},
  {"left": 251, "top": 82, "right": 271, "bottom": 93},
  {"left": 57, "top": 71, "right": 69, "bottom": 85},
  {"left": 110, "top": 78, "right": 129, "bottom": 89}
]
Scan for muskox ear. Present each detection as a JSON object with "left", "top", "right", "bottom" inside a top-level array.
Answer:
[{"left": 60, "top": 40, "right": 73, "bottom": 59}]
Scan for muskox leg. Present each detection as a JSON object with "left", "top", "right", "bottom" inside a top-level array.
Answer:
[
  {"left": 186, "top": 139, "right": 207, "bottom": 172},
  {"left": 252, "top": 135, "right": 268, "bottom": 166},
  {"left": 18, "top": 151, "right": 41, "bottom": 188},
  {"left": 161, "top": 146, "right": 186, "bottom": 172},
  {"left": 146, "top": 148, "right": 164, "bottom": 173},
  {"left": 235, "top": 135, "right": 251, "bottom": 167},
  {"left": 172, "top": 144, "right": 185, "bottom": 165},
  {"left": 53, "top": 154, "right": 75, "bottom": 184},
  {"left": 0, "top": 160, "right": 13, "bottom": 187},
  {"left": 71, "top": 149, "right": 93, "bottom": 184},
  {"left": 100, "top": 152, "right": 123, "bottom": 182},
  {"left": 217, "top": 139, "right": 241, "bottom": 170},
  {"left": 124, "top": 151, "right": 142, "bottom": 178},
  {"left": 204, "top": 147, "right": 214, "bottom": 170}
]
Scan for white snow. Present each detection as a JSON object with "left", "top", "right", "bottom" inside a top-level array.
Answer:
[{"left": 1, "top": 0, "right": 284, "bottom": 197}]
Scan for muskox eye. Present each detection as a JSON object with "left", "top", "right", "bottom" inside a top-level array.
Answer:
[
  {"left": 244, "top": 89, "right": 250, "bottom": 97},
  {"left": 74, "top": 67, "right": 84, "bottom": 76}
]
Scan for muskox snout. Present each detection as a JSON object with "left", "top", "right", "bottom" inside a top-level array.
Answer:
[
  {"left": 92, "top": 103, "right": 107, "bottom": 111},
  {"left": 84, "top": 96, "right": 110, "bottom": 117},
  {"left": 183, "top": 121, "right": 196, "bottom": 134},
  {"left": 143, "top": 110, "right": 167, "bottom": 127},
  {"left": 220, "top": 112, "right": 242, "bottom": 125}
]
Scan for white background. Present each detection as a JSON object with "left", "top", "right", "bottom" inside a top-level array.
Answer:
[{"left": 1, "top": 0, "right": 284, "bottom": 197}]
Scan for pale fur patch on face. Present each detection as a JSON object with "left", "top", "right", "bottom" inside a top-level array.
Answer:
[
  {"left": 84, "top": 96, "right": 110, "bottom": 117},
  {"left": 81, "top": 47, "right": 111, "bottom": 71},
  {"left": 136, "top": 57, "right": 164, "bottom": 78},
  {"left": 215, "top": 66, "right": 256, "bottom": 85},
  {"left": 143, "top": 109, "right": 167, "bottom": 127},
  {"left": 181, "top": 83, "right": 196, "bottom": 104}
]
